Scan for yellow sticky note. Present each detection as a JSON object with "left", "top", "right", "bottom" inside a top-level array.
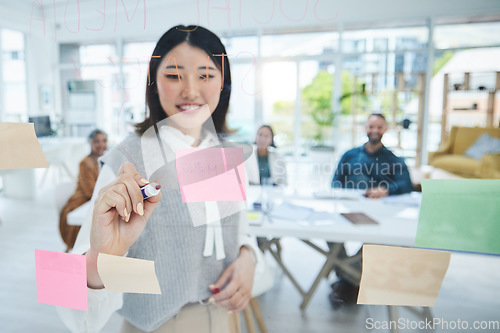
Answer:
[
  {"left": 247, "top": 212, "right": 260, "bottom": 220},
  {"left": 357, "top": 245, "right": 450, "bottom": 307},
  {"left": 0, "top": 122, "right": 49, "bottom": 169},
  {"left": 97, "top": 253, "right": 161, "bottom": 294}
]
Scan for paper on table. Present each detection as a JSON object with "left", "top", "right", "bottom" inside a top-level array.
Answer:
[
  {"left": 176, "top": 148, "right": 246, "bottom": 202},
  {"left": 269, "top": 202, "right": 313, "bottom": 221},
  {"left": 0, "top": 122, "right": 49, "bottom": 169},
  {"left": 357, "top": 245, "right": 450, "bottom": 307},
  {"left": 97, "top": 253, "right": 161, "bottom": 294},
  {"left": 383, "top": 192, "right": 422, "bottom": 207},
  {"left": 314, "top": 189, "right": 365, "bottom": 200},
  {"left": 35, "top": 249, "right": 87, "bottom": 311},
  {"left": 416, "top": 179, "right": 500, "bottom": 255},
  {"left": 395, "top": 207, "right": 420, "bottom": 219}
]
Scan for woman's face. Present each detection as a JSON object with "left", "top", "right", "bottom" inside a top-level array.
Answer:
[
  {"left": 90, "top": 133, "right": 107, "bottom": 157},
  {"left": 256, "top": 127, "right": 273, "bottom": 148},
  {"left": 156, "top": 42, "right": 223, "bottom": 130}
]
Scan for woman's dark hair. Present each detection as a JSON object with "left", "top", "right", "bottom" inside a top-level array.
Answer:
[
  {"left": 135, "top": 25, "right": 232, "bottom": 135},
  {"left": 256, "top": 125, "right": 276, "bottom": 148}
]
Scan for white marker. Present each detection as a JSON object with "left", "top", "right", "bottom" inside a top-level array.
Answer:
[{"left": 140, "top": 182, "right": 161, "bottom": 199}]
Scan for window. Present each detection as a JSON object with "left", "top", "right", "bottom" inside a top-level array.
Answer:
[
  {"left": 1, "top": 29, "right": 27, "bottom": 122},
  {"left": 300, "top": 61, "right": 335, "bottom": 147},
  {"left": 227, "top": 61, "right": 256, "bottom": 142},
  {"left": 261, "top": 31, "right": 339, "bottom": 57},
  {"left": 342, "top": 27, "right": 428, "bottom": 53},
  {"left": 261, "top": 61, "right": 297, "bottom": 148},
  {"left": 221, "top": 36, "right": 259, "bottom": 58},
  {"left": 434, "top": 22, "right": 500, "bottom": 49},
  {"left": 122, "top": 42, "right": 156, "bottom": 123},
  {"left": 60, "top": 43, "right": 119, "bottom": 137}
]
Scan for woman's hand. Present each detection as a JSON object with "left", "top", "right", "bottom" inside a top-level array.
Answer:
[
  {"left": 209, "top": 246, "right": 256, "bottom": 312},
  {"left": 86, "top": 162, "right": 162, "bottom": 288}
]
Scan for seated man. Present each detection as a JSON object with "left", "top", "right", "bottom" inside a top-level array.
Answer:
[
  {"left": 328, "top": 113, "right": 413, "bottom": 309},
  {"left": 331, "top": 113, "right": 413, "bottom": 197}
]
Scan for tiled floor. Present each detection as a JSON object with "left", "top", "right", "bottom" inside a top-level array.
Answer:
[{"left": 1, "top": 186, "right": 499, "bottom": 333}]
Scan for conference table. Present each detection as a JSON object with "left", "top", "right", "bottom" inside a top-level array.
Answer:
[
  {"left": 67, "top": 184, "right": 427, "bottom": 332},
  {"left": 246, "top": 185, "right": 429, "bottom": 332}
]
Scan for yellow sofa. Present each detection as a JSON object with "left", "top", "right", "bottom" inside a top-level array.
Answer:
[{"left": 429, "top": 126, "right": 500, "bottom": 179}]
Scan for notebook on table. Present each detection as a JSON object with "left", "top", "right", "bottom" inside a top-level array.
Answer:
[{"left": 341, "top": 212, "right": 378, "bottom": 225}]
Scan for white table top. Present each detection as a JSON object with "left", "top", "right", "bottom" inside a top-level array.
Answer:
[
  {"left": 247, "top": 186, "right": 420, "bottom": 247},
  {"left": 66, "top": 185, "right": 421, "bottom": 247}
]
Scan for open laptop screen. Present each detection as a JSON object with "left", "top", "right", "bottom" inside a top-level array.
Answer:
[{"left": 29, "top": 116, "right": 53, "bottom": 137}]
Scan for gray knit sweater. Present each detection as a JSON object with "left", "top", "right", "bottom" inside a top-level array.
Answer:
[{"left": 100, "top": 133, "right": 240, "bottom": 332}]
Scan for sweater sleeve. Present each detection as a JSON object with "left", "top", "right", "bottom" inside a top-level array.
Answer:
[
  {"left": 56, "top": 164, "right": 124, "bottom": 333},
  {"left": 386, "top": 157, "right": 413, "bottom": 195}
]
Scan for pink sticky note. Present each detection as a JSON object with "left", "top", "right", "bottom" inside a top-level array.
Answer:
[
  {"left": 176, "top": 148, "right": 246, "bottom": 202},
  {"left": 35, "top": 249, "right": 88, "bottom": 311}
]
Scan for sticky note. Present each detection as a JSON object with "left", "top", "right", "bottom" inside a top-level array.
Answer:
[
  {"left": 247, "top": 212, "right": 261, "bottom": 220},
  {"left": 357, "top": 245, "right": 450, "bottom": 307},
  {"left": 416, "top": 179, "right": 500, "bottom": 255},
  {"left": 34, "top": 249, "right": 87, "bottom": 311},
  {"left": 0, "top": 122, "right": 49, "bottom": 169},
  {"left": 97, "top": 253, "right": 161, "bottom": 294},
  {"left": 176, "top": 147, "right": 246, "bottom": 202}
]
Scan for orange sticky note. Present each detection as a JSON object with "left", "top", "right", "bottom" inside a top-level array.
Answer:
[
  {"left": 357, "top": 245, "right": 450, "bottom": 307},
  {"left": 176, "top": 147, "right": 246, "bottom": 202},
  {"left": 0, "top": 123, "right": 49, "bottom": 169},
  {"left": 35, "top": 249, "right": 87, "bottom": 311}
]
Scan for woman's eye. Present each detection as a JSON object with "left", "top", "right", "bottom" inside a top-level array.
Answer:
[
  {"left": 200, "top": 75, "right": 214, "bottom": 80},
  {"left": 165, "top": 74, "right": 180, "bottom": 79}
]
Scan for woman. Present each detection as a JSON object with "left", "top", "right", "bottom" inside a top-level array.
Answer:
[
  {"left": 59, "top": 129, "right": 107, "bottom": 251},
  {"left": 58, "top": 26, "right": 259, "bottom": 333},
  {"left": 247, "top": 125, "right": 287, "bottom": 186}
]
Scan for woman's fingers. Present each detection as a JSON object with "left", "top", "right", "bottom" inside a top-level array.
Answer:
[
  {"left": 228, "top": 295, "right": 249, "bottom": 313},
  {"left": 113, "top": 183, "right": 132, "bottom": 220},
  {"left": 212, "top": 279, "right": 238, "bottom": 304},
  {"left": 210, "top": 263, "right": 234, "bottom": 296},
  {"left": 94, "top": 161, "right": 154, "bottom": 222},
  {"left": 116, "top": 162, "right": 149, "bottom": 215},
  {"left": 216, "top": 286, "right": 251, "bottom": 312},
  {"left": 117, "top": 175, "right": 145, "bottom": 216},
  {"left": 216, "top": 289, "right": 242, "bottom": 309},
  {"left": 94, "top": 187, "right": 129, "bottom": 222}
]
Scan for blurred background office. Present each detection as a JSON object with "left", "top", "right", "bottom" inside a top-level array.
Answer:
[{"left": 1, "top": 0, "right": 500, "bottom": 332}]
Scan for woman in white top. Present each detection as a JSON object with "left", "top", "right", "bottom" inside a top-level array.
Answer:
[{"left": 247, "top": 125, "right": 287, "bottom": 186}]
